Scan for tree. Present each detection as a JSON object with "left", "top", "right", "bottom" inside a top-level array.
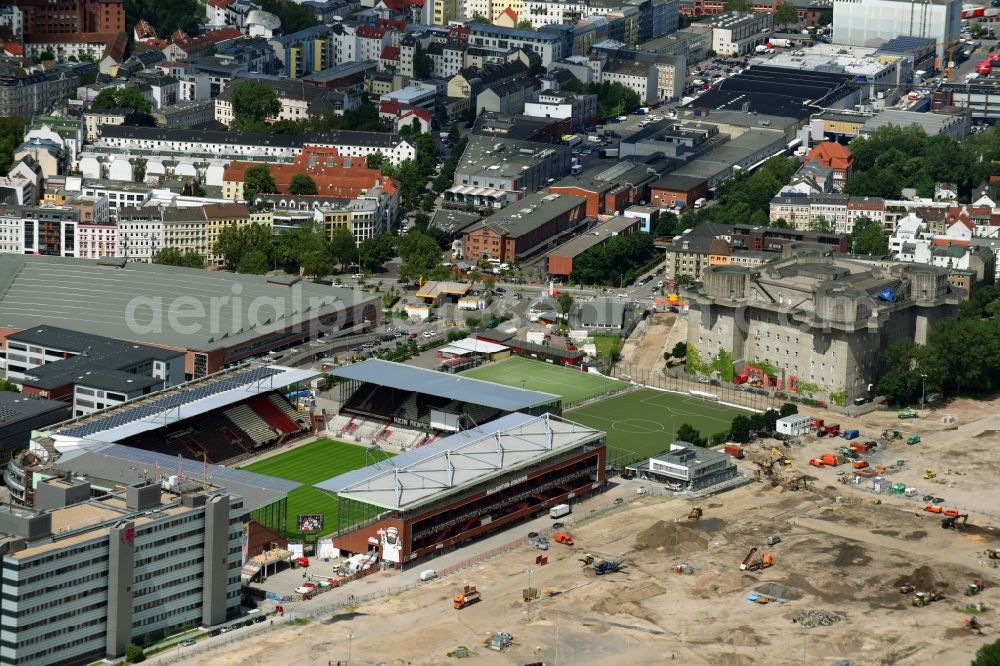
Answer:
[
  {"left": 778, "top": 402, "right": 798, "bottom": 418},
  {"left": 243, "top": 164, "right": 277, "bottom": 202},
  {"left": 670, "top": 341, "right": 688, "bottom": 359},
  {"left": 259, "top": 0, "right": 319, "bottom": 32},
  {"left": 289, "top": 173, "right": 317, "bottom": 195},
  {"left": 397, "top": 230, "right": 443, "bottom": 282},
  {"left": 972, "top": 638, "right": 1000, "bottom": 666},
  {"left": 92, "top": 86, "right": 153, "bottom": 114},
  {"left": 153, "top": 247, "right": 204, "bottom": 268},
  {"left": 229, "top": 80, "right": 281, "bottom": 129},
  {"left": 762, "top": 408, "right": 780, "bottom": 433},
  {"left": 40, "top": 48, "right": 55, "bottom": 62},
  {"left": 214, "top": 222, "right": 273, "bottom": 272},
  {"left": 516, "top": 20, "right": 533, "bottom": 29},
  {"left": 851, "top": 215, "right": 889, "bottom": 256},
  {"left": 808, "top": 216, "right": 833, "bottom": 233},
  {"left": 676, "top": 423, "right": 705, "bottom": 447},
  {"left": 132, "top": 157, "right": 147, "bottom": 182},
  {"left": 723, "top": 0, "right": 752, "bottom": 10},
  {"left": 729, "top": 415, "right": 752, "bottom": 443},
  {"left": 0, "top": 378, "right": 19, "bottom": 393},
  {"left": 125, "top": 643, "right": 146, "bottom": 664},
  {"left": 557, "top": 292, "right": 575, "bottom": 319},
  {"left": 124, "top": 0, "right": 202, "bottom": 40},
  {"left": 413, "top": 41, "right": 432, "bottom": 79},
  {"left": 329, "top": 226, "right": 357, "bottom": 270},
  {"left": 773, "top": 1, "right": 798, "bottom": 26}
]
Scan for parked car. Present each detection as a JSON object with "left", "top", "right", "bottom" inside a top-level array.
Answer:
[{"left": 182, "top": 640, "right": 197, "bottom": 647}]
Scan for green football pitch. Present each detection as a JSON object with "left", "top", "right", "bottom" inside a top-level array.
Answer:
[
  {"left": 462, "top": 357, "right": 624, "bottom": 404},
  {"left": 566, "top": 388, "right": 750, "bottom": 464},
  {"left": 241, "top": 438, "right": 381, "bottom": 536}
]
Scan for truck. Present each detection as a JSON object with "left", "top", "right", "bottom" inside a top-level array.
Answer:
[
  {"left": 754, "top": 44, "right": 773, "bottom": 54},
  {"left": 842, "top": 429, "right": 860, "bottom": 440},
  {"left": 454, "top": 586, "right": 481, "bottom": 609},
  {"left": 905, "top": 487, "right": 918, "bottom": 497},
  {"left": 562, "top": 134, "right": 582, "bottom": 147},
  {"left": 550, "top": 503, "right": 571, "bottom": 519},
  {"left": 769, "top": 38, "right": 794, "bottom": 48},
  {"left": 693, "top": 197, "right": 707, "bottom": 209},
  {"left": 723, "top": 444, "right": 745, "bottom": 459},
  {"left": 571, "top": 164, "right": 583, "bottom": 175},
  {"left": 587, "top": 135, "right": 602, "bottom": 143},
  {"left": 601, "top": 147, "right": 619, "bottom": 159}
]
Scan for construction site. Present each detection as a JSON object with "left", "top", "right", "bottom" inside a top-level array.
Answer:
[{"left": 171, "top": 395, "right": 1000, "bottom": 666}]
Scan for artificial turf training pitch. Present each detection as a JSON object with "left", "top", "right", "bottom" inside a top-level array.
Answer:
[
  {"left": 462, "top": 356, "right": 624, "bottom": 405},
  {"left": 241, "top": 438, "right": 378, "bottom": 536},
  {"left": 566, "top": 388, "right": 749, "bottom": 462}
]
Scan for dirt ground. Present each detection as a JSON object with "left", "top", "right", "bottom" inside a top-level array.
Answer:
[
  {"left": 621, "top": 312, "right": 678, "bottom": 371},
  {"left": 176, "top": 397, "right": 1000, "bottom": 666}
]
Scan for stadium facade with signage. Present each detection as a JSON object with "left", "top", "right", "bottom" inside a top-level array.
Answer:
[{"left": 316, "top": 412, "right": 606, "bottom": 565}]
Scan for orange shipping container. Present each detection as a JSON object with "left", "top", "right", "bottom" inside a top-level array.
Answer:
[
  {"left": 852, "top": 461, "right": 869, "bottom": 469},
  {"left": 820, "top": 454, "right": 838, "bottom": 466},
  {"left": 944, "top": 509, "right": 960, "bottom": 518},
  {"left": 924, "top": 505, "right": 943, "bottom": 514}
]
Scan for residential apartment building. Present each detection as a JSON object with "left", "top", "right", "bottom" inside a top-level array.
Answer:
[
  {"left": 116, "top": 207, "right": 163, "bottom": 262},
  {"left": 523, "top": 90, "right": 598, "bottom": 127},
  {"left": 83, "top": 109, "right": 128, "bottom": 142},
  {"left": 665, "top": 221, "right": 848, "bottom": 280},
  {"left": 769, "top": 194, "right": 887, "bottom": 234},
  {"left": 468, "top": 25, "right": 563, "bottom": 66},
  {"left": 214, "top": 78, "right": 341, "bottom": 127},
  {"left": 96, "top": 126, "right": 417, "bottom": 166},
  {"left": 602, "top": 59, "right": 658, "bottom": 104},
  {"left": 75, "top": 222, "right": 118, "bottom": 259},
  {"left": 803, "top": 142, "right": 853, "bottom": 191},
  {"left": 0, "top": 479, "right": 245, "bottom": 665},
  {"left": 268, "top": 24, "right": 333, "bottom": 78},
  {"left": 0, "top": 68, "right": 81, "bottom": 120}
]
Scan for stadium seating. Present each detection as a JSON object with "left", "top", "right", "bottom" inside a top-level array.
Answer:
[
  {"left": 247, "top": 395, "right": 301, "bottom": 434},
  {"left": 268, "top": 394, "right": 305, "bottom": 424},
  {"left": 224, "top": 405, "right": 276, "bottom": 447}
]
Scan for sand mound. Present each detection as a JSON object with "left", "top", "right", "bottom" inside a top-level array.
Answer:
[
  {"left": 692, "top": 570, "right": 743, "bottom": 596},
  {"left": 634, "top": 520, "right": 709, "bottom": 554},
  {"left": 755, "top": 582, "right": 802, "bottom": 601},
  {"left": 724, "top": 627, "right": 762, "bottom": 647},
  {"left": 893, "top": 565, "right": 948, "bottom": 590}
]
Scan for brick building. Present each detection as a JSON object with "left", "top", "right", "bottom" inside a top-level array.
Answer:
[{"left": 462, "top": 191, "right": 587, "bottom": 263}]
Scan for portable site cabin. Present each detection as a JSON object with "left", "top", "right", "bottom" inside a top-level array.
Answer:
[{"left": 776, "top": 414, "right": 812, "bottom": 437}]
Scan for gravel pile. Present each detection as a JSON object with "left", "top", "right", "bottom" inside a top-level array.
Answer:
[{"left": 793, "top": 610, "right": 842, "bottom": 628}]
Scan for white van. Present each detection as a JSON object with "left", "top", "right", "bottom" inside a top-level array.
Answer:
[{"left": 419, "top": 569, "right": 438, "bottom": 581}]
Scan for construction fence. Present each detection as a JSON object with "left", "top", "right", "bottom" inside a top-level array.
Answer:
[{"left": 614, "top": 363, "right": 783, "bottom": 413}]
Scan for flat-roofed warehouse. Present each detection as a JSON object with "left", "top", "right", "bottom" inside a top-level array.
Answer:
[
  {"left": 316, "top": 412, "right": 607, "bottom": 564},
  {"left": 686, "top": 65, "right": 863, "bottom": 119},
  {"left": 0, "top": 255, "right": 378, "bottom": 378},
  {"left": 547, "top": 215, "right": 642, "bottom": 278}
]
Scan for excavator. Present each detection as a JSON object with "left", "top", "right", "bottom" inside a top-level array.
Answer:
[
  {"left": 924, "top": 469, "right": 937, "bottom": 480},
  {"left": 965, "top": 616, "right": 984, "bottom": 635},
  {"left": 739, "top": 547, "right": 774, "bottom": 572},
  {"left": 941, "top": 513, "right": 970, "bottom": 530},
  {"left": 988, "top": 548, "right": 1000, "bottom": 560},
  {"left": 752, "top": 448, "right": 792, "bottom": 480},
  {"left": 687, "top": 507, "right": 703, "bottom": 521}
]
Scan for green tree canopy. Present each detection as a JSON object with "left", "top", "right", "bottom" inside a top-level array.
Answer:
[
  {"left": 671, "top": 341, "right": 688, "bottom": 359},
  {"left": 229, "top": 80, "right": 281, "bottom": 130},
  {"left": 729, "top": 415, "right": 752, "bottom": 443},
  {"left": 413, "top": 42, "right": 432, "bottom": 79},
  {"left": 850, "top": 215, "right": 888, "bottom": 256},
  {"left": 153, "top": 247, "right": 204, "bottom": 268},
  {"left": 124, "top": 0, "right": 202, "bottom": 39},
  {"left": 397, "top": 230, "right": 444, "bottom": 282},
  {"left": 259, "top": 0, "right": 319, "bottom": 32},
  {"left": 572, "top": 233, "right": 657, "bottom": 286},
  {"left": 972, "top": 638, "right": 1000, "bottom": 666},
  {"left": 0, "top": 117, "right": 25, "bottom": 174},
  {"left": 723, "top": 0, "right": 752, "bottom": 10},
  {"left": 289, "top": 173, "right": 317, "bottom": 195},
  {"left": 243, "top": 164, "right": 277, "bottom": 201},
  {"left": 676, "top": 423, "right": 705, "bottom": 447},
  {"left": 779, "top": 402, "right": 798, "bottom": 418},
  {"left": 773, "top": 2, "right": 798, "bottom": 26},
  {"left": 214, "top": 222, "right": 274, "bottom": 272},
  {"left": 0, "top": 378, "right": 19, "bottom": 392},
  {"left": 93, "top": 86, "right": 153, "bottom": 114}
]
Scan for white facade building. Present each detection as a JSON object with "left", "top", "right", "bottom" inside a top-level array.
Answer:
[{"left": 832, "top": 0, "right": 961, "bottom": 62}]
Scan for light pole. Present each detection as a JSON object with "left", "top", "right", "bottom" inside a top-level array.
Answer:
[
  {"left": 920, "top": 373, "right": 927, "bottom": 411},
  {"left": 347, "top": 632, "right": 354, "bottom": 666}
]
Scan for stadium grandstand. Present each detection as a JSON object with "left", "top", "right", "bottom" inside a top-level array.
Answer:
[
  {"left": 317, "top": 412, "right": 607, "bottom": 565},
  {"left": 325, "top": 360, "right": 561, "bottom": 451},
  {"left": 5, "top": 364, "right": 321, "bottom": 506}
]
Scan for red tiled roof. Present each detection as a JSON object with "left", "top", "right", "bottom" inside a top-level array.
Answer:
[
  {"left": 3, "top": 41, "right": 22, "bottom": 56},
  {"left": 381, "top": 45, "right": 400, "bottom": 60},
  {"left": 932, "top": 238, "right": 970, "bottom": 246},
  {"left": 401, "top": 108, "right": 431, "bottom": 122},
  {"left": 206, "top": 0, "right": 235, "bottom": 7},
  {"left": 357, "top": 26, "right": 387, "bottom": 39},
  {"left": 134, "top": 19, "right": 157, "bottom": 40},
  {"left": 379, "top": 99, "right": 401, "bottom": 115},
  {"left": 806, "top": 142, "right": 853, "bottom": 172},
  {"left": 376, "top": 18, "right": 407, "bottom": 31},
  {"left": 499, "top": 6, "right": 518, "bottom": 21}
]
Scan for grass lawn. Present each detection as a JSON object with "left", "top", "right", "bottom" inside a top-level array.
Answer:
[
  {"left": 592, "top": 334, "right": 621, "bottom": 360},
  {"left": 566, "top": 388, "right": 750, "bottom": 464},
  {"left": 241, "top": 438, "right": 380, "bottom": 536},
  {"left": 463, "top": 356, "right": 624, "bottom": 405}
]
